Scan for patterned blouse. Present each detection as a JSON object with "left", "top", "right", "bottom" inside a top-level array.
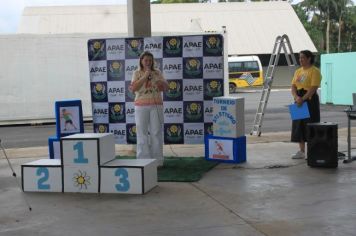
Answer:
[{"left": 131, "top": 69, "right": 166, "bottom": 106}]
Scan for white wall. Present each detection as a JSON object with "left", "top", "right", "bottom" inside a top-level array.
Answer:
[{"left": 0, "top": 33, "right": 119, "bottom": 124}]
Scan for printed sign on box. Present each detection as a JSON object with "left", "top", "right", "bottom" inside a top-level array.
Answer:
[
  {"left": 205, "top": 135, "right": 246, "bottom": 164},
  {"left": 213, "top": 97, "right": 245, "bottom": 138}
]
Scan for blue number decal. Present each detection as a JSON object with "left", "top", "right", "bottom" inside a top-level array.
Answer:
[
  {"left": 37, "top": 168, "right": 50, "bottom": 190},
  {"left": 73, "top": 141, "right": 88, "bottom": 164},
  {"left": 115, "top": 168, "right": 130, "bottom": 192}
]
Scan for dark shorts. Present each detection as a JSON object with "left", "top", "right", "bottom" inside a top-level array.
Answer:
[
  {"left": 291, "top": 89, "right": 320, "bottom": 142},
  {"left": 65, "top": 120, "right": 73, "bottom": 125}
]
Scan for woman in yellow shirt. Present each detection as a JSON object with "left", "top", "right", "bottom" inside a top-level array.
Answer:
[{"left": 291, "top": 50, "right": 322, "bottom": 159}]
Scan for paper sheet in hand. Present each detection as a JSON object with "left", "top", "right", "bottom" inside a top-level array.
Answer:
[{"left": 288, "top": 102, "right": 310, "bottom": 120}]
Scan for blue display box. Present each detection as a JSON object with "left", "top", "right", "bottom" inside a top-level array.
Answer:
[
  {"left": 48, "top": 136, "right": 61, "bottom": 159},
  {"left": 205, "top": 135, "right": 246, "bottom": 164},
  {"left": 55, "top": 100, "right": 84, "bottom": 137}
]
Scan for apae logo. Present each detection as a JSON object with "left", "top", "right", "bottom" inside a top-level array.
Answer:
[
  {"left": 184, "top": 128, "right": 203, "bottom": 136},
  {"left": 109, "top": 104, "right": 125, "bottom": 122},
  {"left": 166, "top": 124, "right": 183, "bottom": 143},
  {"left": 165, "top": 81, "right": 182, "bottom": 100},
  {"left": 88, "top": 40, "right": 106, "bottom": 60},
  {"left": 125, "top": 65, "right": 138, "bottom": 73},
  {"left": 183, "top": 41, "right": 202, "bottom": 49},
  {"left": 204, "top": 62, "right": 223, "bottom": 70},
  {"left": 108, "top": 87, "right": 124, "bottom": 94},
  {"left": 185, "top": 102, "right": 203, "bottom": 121},
  {"left": 91, "top": 83, "right": 107, "bottom": 101},
  {"left": 90, "top": 66, "right": 106, "bottom": 73},
  {"left": 205, "top": 80, "right": 223, "bottom": 98},
  {"left": 93, "top": 108, "right": 108, "bottom": 116},
  {"left": 184, "top": 84, "right": 203, "bottom": 92},
  {"left": 126, "top": 39, "right": 143, "bottom": 57},
  {"left": 111, "top": 128, "right": 126, "bottom": 136},
  {"left": 144, "top": 42, "right": 162, "bottom": 50},
  {"left": 164, "top": 37, "right": 182, "bottom": 56},
  {"left": 164, "top": 106, "right": 183, "bottom": 115},
  {"left": 95, "top": 124, "right": 108, "bottom": 133},
  {"left": 204, "top": 36, "right": 223, "bottom": 56},
  {"left": 107, "top": 44, "right": 124, "bottom": 52},
  {"left": 108, "top": 61, "right": 124, "bottom": 80},
  {"left": 184, "top": 58, "right": 202, "bottom": 77},
  {"left": 163, "top": 63, "right": 182, "bottom": 71}
]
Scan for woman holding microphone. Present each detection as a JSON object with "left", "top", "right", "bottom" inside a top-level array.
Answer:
[{"left": 131, "top": 51, "right": 168, "bottom": 167}]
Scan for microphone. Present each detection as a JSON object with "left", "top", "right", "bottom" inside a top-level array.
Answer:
[{"left": 148, "top": 74, "right": 152, "bottom": 81}]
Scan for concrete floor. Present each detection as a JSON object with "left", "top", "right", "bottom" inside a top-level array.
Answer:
[{"left": 1, "top": 131, "right": 356, "bottom": 236}]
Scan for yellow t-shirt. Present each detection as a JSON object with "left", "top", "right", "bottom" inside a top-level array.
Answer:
[
  {"left": 291, "top": 66, "right": 322, "bottom": 90},
  {"left": 131, "top": 69, "right": 165, "bottom": 106}
]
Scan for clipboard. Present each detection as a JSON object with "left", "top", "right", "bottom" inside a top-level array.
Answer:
[{"left": 288, "top": 102, "right": 310, "bottom": 120}]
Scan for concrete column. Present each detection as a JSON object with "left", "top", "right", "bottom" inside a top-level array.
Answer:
[
  {"left": 127, "top": 0, "right": 152, "bottom": 37},
  {"left": 127, "top": 0, "right": 151, "bottom": 154}
]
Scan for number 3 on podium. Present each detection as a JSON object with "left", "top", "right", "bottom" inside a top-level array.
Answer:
[{"left": 115, "top": 168, "right": 130, "bottom": 192}]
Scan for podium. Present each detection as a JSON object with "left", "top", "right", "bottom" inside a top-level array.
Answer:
[
  {"left": 22, "top": 133, "right": 157, "bottom": 194},
  {"left": 22, "top": 159, "right": 62, "bottom": 192}
]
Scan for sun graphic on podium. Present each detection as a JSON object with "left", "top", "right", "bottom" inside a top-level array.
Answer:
[{"left": 73, "top": 170, "right": 91, "bottom": 190}]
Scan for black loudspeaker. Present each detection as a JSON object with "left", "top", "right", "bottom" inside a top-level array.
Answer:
[{"left": 307, "top": 122, "right": 338, "bottom": 168}]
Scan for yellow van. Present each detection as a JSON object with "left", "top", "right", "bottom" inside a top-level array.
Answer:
[{"left": 228, "top": 56, "right": 263, "bottom": 92}]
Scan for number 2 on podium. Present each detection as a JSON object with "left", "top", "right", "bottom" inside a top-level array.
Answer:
[
  {"left": 73, "top": 141, "right": 88, "bottom": 164},
  {"left": 37, "top": 167, "right": 50, "bottom": 190}
]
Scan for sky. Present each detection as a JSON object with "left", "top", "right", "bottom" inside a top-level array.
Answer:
[{"left": 0, "top": 0, "right": 330, "bottom": 34}]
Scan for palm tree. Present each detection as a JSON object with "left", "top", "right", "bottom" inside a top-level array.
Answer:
[
  {"left": 336, "top": 0, "right": 353, "bottom": 52},
  {"left": 343, "top": 6, "right": 356, "bottom": 51},
  {"left": 302, "top": 0, "right": 338, "bottom": 53}
]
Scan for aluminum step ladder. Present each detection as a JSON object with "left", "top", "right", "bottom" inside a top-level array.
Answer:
[{"left": 250, "top": 34, "right": 298, "bottom": 136}]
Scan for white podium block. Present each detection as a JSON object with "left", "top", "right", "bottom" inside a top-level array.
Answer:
[
  {"left": 63, "top": 166, "right": 99, "bottom": 193},
  {"left": 100, "top": 159, "right": 157, "bottom": 194},
  {"left": 213, "top": 97, "right": 245, "bottom": 138},
  {"left": 61, "top": 133, "right": 115, "bottom": 166},
  {"left": 22, "top": 159, "right": 62, "bottom": 192}
]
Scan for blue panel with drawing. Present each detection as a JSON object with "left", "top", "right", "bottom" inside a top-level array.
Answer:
[
  {"left": 55, "top": 100, "right": 84, "bottom": 137},
  {"left": 205, "top": 135, "right": 246, "bottom": 164}
]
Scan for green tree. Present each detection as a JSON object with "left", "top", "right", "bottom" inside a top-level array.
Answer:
[
  {"left": 293, "top": 4, "right": 324, "bottom": 52},
  {"left": 301, "top": 0, "right": 338, "bottom": 53},
  {"left": 342, "top": 6, "right": 356, "bottom": 51},
  {"left": 335, "top": 0, "right": 353, "bottom": 52}
]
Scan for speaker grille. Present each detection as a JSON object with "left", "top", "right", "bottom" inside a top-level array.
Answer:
[{"left": 307, "top": 123, "right": 338, "bottom": 168}]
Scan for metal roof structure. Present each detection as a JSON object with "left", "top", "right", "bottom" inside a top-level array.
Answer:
[{"left": 18, "top": 2, "right": 317, "bottom": 55}]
